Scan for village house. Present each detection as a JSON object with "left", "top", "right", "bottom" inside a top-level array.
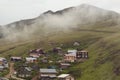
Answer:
[
  {"left": 0, "top": 58, "right": 8, "bottom": 71},
  {"left": 39, "top": 68, "right": 58, "bottom": 80},
  {"left": 64, "top": 50, "right": 77, "bottom": 62},
  {"left": 10, "top": 57, "right": 22, "bottom": 62},
  {"left": 58, "top": 74, "right": 75, "bottom": 80},
  {"left": 30, "top": 48, "right": 44, "bottom": 54},
  {"left": 75, "top": 50, "right": 89, "bottom": 62},
  {"left": 17, "top": 66, "right": 32, "bottom": 78},
  {"left": 64, "top": 54, "right": 76, "bottom": 62},
  {"left": 60, "top": 63, "right": 71, "bottom": 69},
  {"left": 29, "top": 48, "right": 44, "bottom": 58},
  {"left": 0, "top": 77, "right": 9, "bottom": 80},
  {"left": 73, "top": 41, "right": 80, "bottom": 46},
  {"left": 29, "top": 53, "right": 41, "bottom": 58},
  {"left": 52, "top": 47, "right": 62, "bottom": 53},
  {"left": 36, "top": 48, "right": 44, "bottom": 53},
  {"left": 0, "top": 66, "right": 4, "bottom": 71},
  {"left": 76, "top": 50, "right": 88, "bottom": 59},
  {"left": 26, "top": 57, "right": 37, "bottom": 63}
]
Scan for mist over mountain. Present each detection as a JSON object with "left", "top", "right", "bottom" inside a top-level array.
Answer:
[{"left": 1, "top": 4, "right": 120, "bottom": 42}]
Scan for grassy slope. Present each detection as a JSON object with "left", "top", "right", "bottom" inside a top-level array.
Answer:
[
  {"left": 0, "top": 25, "right": 120, "bottom": 80},
  {"left": 79, "top": 33, "right": 120, "bottom": 80}
]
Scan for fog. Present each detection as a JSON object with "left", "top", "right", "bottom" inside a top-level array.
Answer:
[
  {"left": 1, "top": 0, "right": 120, "bottom": 25},
  {"left": 0, "top": 4, "right": 120, "bottom": 42}
]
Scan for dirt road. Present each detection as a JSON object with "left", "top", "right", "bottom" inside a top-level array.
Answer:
[{"left": 5, "top": 62, "right": 14, "bottom": 78}]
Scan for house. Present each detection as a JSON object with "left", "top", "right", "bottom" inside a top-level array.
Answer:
[
  {"left": 64, "top": 50, "right": 77, "bottom": 63},
  {"left": 36, "top": 48, "right": 45, "bottom": 54},
  {"left": 64, "top": 54, "right": 76, "bottom": 62},
  {"left": 17, "top": 66, "right": 32, "bottom": 78},
  {"left": 10, "top": 57, "right": 22, "bottom": 62},
  {"left": 60, "top": 63, "right": 71, "bottom": 69},
  {"left": 64, "top": 50, "right": 77, "bottom": 62},
  {"left": 29, "top": 48, "right": 44, "bottom": 58},
  {"left": 30, "top": 48, "right": 44, "bottom": 54},
  {"left": 26, "top": 57, "right": 37, "bottom": 63},
  {"left": 0, "top": 58, "right": 8, "bottom": 68},
  {"left": 29, "top": 53, "right": 41, "bottom": 58},
  {"left": 0, "top": 58, "right": 7, "bottom": 64},
  {"left": 39, "top": 68, "right": 58, "bottom": 80},
  {"left": 0, "top": 77, "right": 9, "bottom": 80},
  {"left": 76, "top": 50, "right": 88, "bottom": 59},
  {"left": 53, "top": 47, "right": 62, "bottom": 53},
  {"left": 73, "top": 42, "right": 80, "bottom": 46},
  {"left": 0, "top": 65, "right": 4, "bottom": 71},
  {"left": 58, "top": 74, "right": 74, "bottom": 80}
]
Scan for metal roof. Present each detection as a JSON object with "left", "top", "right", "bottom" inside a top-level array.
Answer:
[
  {"left": 58, "top": 74, "right": 70, "bottom": 78},
  {"left": 0, "top": 58, "right": 6, "bottom": 61},
  {"left": 65, "top": 53, "right": 76, "bottom": 56},
  {"left": 26, "top": 57, "right": 37, "bottom": 60},
  {"left": 0, "top": 66, "right": 4, "bottom": 69},
  {"left": 41, "top": 74, "right": 57, "bottom": 78},
  {"left": 25, "top": 67, "right": 32, "bottom": 71},
  {"left": 0, "top": 77, "right": 9, "bottom": 80},
  {"left": 40, "top": 68, "right": 57, "bottom": 73},
  {"left": 68, "top": 50, "right": 77, "bottom": 53},
  {"left": 67, "top": 50, "right": 77, "bottom": 56}
]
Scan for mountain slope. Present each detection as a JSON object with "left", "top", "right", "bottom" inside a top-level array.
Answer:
[
  {"left": 1, "top": 4, "right": 120, "bottom": 42},
  {"left": 79, "top": 33, "right": 120, "bottom": 80},
  {"left": 0, "top": 4, "right": 120, "bottom": 80}
]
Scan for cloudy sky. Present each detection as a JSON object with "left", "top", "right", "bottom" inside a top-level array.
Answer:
[{"left": 0, "top": 0, "right": 120, "bottom": 25}]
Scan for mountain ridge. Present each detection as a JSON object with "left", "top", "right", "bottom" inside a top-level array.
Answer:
[
  {"left": 3, "top": 4, "right": 120, "bottom": 26},
  {"left": 1, "top": 4, "right": 120, "bottom": 42}
]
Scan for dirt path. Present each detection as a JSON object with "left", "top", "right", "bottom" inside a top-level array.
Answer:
[
  {"left": 32, "top": 73, "right": 39, "bottom": 80},
  {"left": 5, "top": 62, "right": 14, "bottom": 78},
  {"left": 5, "top": 62, "right": 39, "bottom": 80},
  {"left": 5, "top": 62, "right": 25, "bottom": 80}
]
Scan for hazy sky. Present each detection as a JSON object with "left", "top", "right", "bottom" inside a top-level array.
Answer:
[{"left": 0, "top": 0, "right": 120, "bottom": 25}]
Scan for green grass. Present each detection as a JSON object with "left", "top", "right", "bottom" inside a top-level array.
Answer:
[{"left": 0, "top": 25, "right": 120, "bottom": 80}]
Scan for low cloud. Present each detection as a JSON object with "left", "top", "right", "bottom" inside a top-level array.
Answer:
[{"left": 1, "top": 4, "right": 120, "bottom": 42}]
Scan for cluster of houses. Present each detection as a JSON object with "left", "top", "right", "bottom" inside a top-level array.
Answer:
[
  {"left": 13, "top": 49, "right": 88, "bottom": 79},
  {"left": 11, "top": 57, "right": 38, "bottom": 63},
  {"left": 0, "top": 42, "right": 89, "bottom": 80},
  {"left": 10, "top": 48, "right": 45, "bottom": 63},
  {"left": 39, "top": 68, "right": 74, "bottom": 80},
  {"left": 13, "top": 65, "right": 74, "bottom": 80}
]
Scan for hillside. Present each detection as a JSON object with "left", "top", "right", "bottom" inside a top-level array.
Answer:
[{"left": 0, "top": 4, "right": 120, "bottom": 80}]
